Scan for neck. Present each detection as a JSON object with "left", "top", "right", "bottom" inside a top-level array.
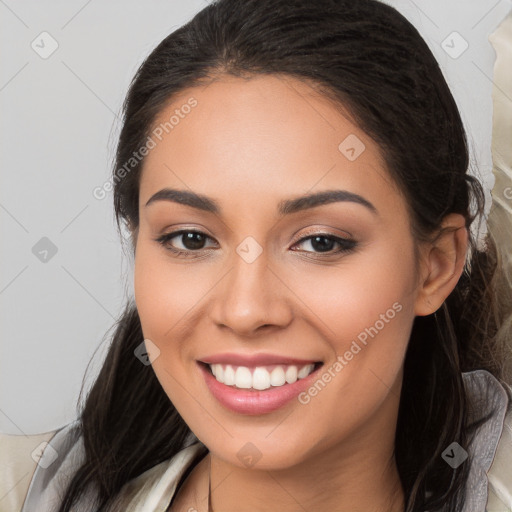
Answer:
[
  {"left": 207, "top": 452, "right": 404, "bottom": 512},
  {"left": 206, "top": 405, "right": 405, "bottom": 512}
]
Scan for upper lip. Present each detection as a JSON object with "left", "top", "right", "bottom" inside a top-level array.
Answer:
[{"left": 198, "top": 352, "right": 321, "bottom": 367}]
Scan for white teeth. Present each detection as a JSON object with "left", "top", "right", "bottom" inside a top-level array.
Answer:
[
  {"left": 223, "top": 365, "right": 235, "bottom": 385},
  {"left": 214, "top": 364, "right": 224, "bottom": 383},
  {"left": 269, "top": 366, "right": 286, "bottom": 386},
  {"left": 234, "top": 367, "right": 252, "bottom": 389},
  {"left": 285, "top": 365, "right": 298, "bottom": 384},
  {"left": 208, "top": 363, "right": 316, "bottom": 389},
  {"left": 297, "top": 365, "right": 312, "bottom": 379},
  {"left": 252, "top": 367, "right": 271, "bottom": 390}
]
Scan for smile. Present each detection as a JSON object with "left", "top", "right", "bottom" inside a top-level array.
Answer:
[
  {"left": 197, "top": 360, "right": 324, "bottom": 415},
  {"left": 208, "top": 363, "right": 318, "bottom": 390}
]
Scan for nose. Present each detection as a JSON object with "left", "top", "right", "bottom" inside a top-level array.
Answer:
[{"left": 209, "top": 250, "right": 293, "bottom": 337}]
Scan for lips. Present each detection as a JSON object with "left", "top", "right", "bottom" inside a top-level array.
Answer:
[
  {"left": 198, "top": 352, "right": 320, "bottom": 367},
  {"left": 196, "top": 352, "right": 324, "bottom": 415}
]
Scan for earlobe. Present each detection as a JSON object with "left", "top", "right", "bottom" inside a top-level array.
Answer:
[{"left": 414, "top": 214, "right": 468, "bottom": 316}]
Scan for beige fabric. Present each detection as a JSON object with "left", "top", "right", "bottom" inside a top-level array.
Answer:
[
  {"left": 486, "top": 11, "right": 512, "bottom": 511},
  {"left": 106, "top": 443, "right": 205, "bottom": 512},
  {"left": 0, "top": 429, "right": 58, "bottom": 512},
  {"left": 488, "top": 8, "right": 512, "bottom": 386}
]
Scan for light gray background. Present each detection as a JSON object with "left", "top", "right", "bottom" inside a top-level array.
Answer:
[{"left": 1, "top": 0, "right": 511, "bottom": 435}]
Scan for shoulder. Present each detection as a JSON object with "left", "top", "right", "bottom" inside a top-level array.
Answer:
[
  {"left": 0, "top": 428, "right": 60, "bottom": 512},
  {"left": 461, "top": 370, "right": 512, "bottom": 510},
  {"left": 110, "top": 441, "right": 208, "bottom": 510},
  {"left": 486, "top": 379, "right": 512, "bottom": 511}
]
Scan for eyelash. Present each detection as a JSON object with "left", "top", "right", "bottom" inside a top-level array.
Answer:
[{"left": 154, "top": 229, "right": 357, "bottom": 259}]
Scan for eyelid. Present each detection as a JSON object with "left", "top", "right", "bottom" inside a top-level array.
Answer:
[
  {"left": 157, "top": 228, "right": 218, "bottom": 248},
  {"left": 290, "top": 225, "right": 354, "bottom": 244}
]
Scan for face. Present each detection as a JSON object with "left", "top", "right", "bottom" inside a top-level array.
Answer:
[{"left": 134, "top": 74, "right": 423, "bottom": 471}]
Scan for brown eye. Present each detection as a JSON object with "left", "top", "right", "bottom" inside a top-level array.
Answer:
[
  {"left": 177, "top": 232, "right": 208, "bottom": 250},
  {"left": 291, "top": 234, "right": 357, "bottom": 255},
  {"left": 155, "top": 230, "right": 217, "bottom": 256}
]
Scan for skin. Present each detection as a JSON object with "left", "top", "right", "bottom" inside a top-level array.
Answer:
[{"left": 132, "top": 74, "right": 468, "bottom": 512}]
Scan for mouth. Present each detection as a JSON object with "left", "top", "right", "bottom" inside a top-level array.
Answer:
[
  {"left": 199, "top": 361, "right": 324, "bottom": 391},
  {"left": 197, "top": 360, "right": 325, "bottom": 415}
]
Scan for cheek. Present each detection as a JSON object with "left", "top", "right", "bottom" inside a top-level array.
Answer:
[
  {"left": 285, "top": 243, "right": 416, "bottom": 447},
  {"left": 134, "top": 243, "right": 209, "bottom": 342},
  {"left": 296, "top": 237, "right": 417, "bottom": 345},
  {"left": 133, "top": 245, "right": 211, "bottom": 411}
]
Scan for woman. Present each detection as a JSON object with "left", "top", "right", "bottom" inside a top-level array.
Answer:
[{"left": 2, "top": 0, "right": 512, "bottom": 511}]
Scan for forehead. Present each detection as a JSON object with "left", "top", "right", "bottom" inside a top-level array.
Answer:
[{"left": 138, "top": 74, "right": 400, "bottom": 216}]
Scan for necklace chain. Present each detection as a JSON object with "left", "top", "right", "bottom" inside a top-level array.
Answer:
[{"left": 208, "top": 455, "right": 213, "bottom": 512}]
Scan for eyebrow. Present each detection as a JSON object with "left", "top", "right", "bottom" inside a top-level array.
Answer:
[{"left": 144, "top": 188, "right": 378, "bottom": 216}]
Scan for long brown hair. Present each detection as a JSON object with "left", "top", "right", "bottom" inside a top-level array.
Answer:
[{"left": 56, "top": 1, "right": 511, "bottom": 510}]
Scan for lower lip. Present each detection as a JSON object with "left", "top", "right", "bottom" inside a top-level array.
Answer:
[{"left": 198, "top": 362, "right": 323, "bottom": 415}]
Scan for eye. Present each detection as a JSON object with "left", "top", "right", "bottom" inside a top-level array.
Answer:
[
  {"left": 154, "top": 229, "right": 357, "bottom": 258},
  {"left": 291, "top": 233, "right": 357, "bottom": 256},
  {"left": 155, "top": 229, "right": 217, "bottom": 257}
]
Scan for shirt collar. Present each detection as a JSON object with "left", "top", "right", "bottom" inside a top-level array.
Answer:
[{"left": 459, "top": 369, "right": 511, "bottom": 511}]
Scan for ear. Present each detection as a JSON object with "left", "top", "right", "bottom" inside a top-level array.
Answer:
[{"left": 414, "top": 213, "right": 468, "bottom": 316}]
